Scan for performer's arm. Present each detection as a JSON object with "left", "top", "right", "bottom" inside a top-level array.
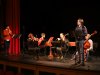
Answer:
[
  {"left": 87, "top": 40, "right": 93, "bottom": 51},
  {"left": 83, "top": 26, "right": 88, "bottom": 36}
]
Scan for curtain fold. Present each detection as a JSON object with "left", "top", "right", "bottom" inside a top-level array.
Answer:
[{"left": 6, "top": 0, "right": 20, "bottom": 55}]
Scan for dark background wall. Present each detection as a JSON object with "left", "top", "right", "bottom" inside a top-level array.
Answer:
[
  {"left": 20, "top": 0, "right": 100, "bottom": 39},
  {"left": 20, "top": 0, "right": 100, "bottom": 36},
  {"left": 20, "top": 0, "right": 100, "bottom": 55}
]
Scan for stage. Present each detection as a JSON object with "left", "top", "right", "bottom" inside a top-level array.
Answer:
[{"left": 0, "top": 50, "right": 100, "bottom": 75}]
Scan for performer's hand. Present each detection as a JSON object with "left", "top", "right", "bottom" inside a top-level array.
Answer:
[
  {"left": 57, "top": 38, "right": 61, "bottom": 41},
  {"left": 19, "top": 34, "right": 22, "bottom": 38}
]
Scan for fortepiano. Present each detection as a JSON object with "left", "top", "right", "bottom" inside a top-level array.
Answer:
[{"left": 69, "top": 42, "right": 76, "bottom": 46}]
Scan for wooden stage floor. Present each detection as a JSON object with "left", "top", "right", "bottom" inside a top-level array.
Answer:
[{"left": 0, "top": 52, "right": 100, "bottom": 72}]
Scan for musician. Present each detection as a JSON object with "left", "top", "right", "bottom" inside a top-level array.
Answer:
[
  {"left": 71, "top": 34, "right": 93, "bottom": 62},
  {"left": 38, "top": 33, "right": 46, "bottom": 56},
  {"left": 3, "top": 26, "right": 13, "bottom": 55},
  {"left": 38, "top": 33, "right": 46, "bottom": 46},
  {"left": 56, "top": 33, "right": 69, "bottom": 59},
  {"left": 84, "top": 34, "right": 93, "bottom": 61},
  {"left": 27, "top": 33, "right": 39, "bottom": 59},
  {"left": 75, "top": 18, "right": 88, "bottom": 66},
  {"left": 27, "top": 33, "right": 38, "bottom": 41}
]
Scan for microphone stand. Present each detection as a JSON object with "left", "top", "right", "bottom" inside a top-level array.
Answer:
[{"left": 72, "top": 31, "right": 78, "bottom": 65}]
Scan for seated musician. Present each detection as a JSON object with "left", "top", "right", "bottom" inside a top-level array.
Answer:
[
  {"left": 84, "top": 34, "right": 93, "bottom": 61},
  {"left": 38, "top": 33, "right": 46, "bottom": 46},
  {"left": 56, "top": 33, "right": 69, "bottom": 59},
  {"left": 27, "top": 33, "right": 35, "bottom": 41},
  {"left": 27, "top": 33, "right": 38, "bottom": 42},
  {"left": 38, "top": 33, "right": 46, "bottom": 55},
  {"left": 27, "top": 33, "right": 39, "bottom": 59}
]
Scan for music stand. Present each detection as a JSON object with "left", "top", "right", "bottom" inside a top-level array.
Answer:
[
  {"left": 48, "top": 37, "right": 54, "bottom": 42},
  {"left": 46, "top": 37, "right": 54, "bottom": 46},
  {"left": 12, "top": 34, "right": 21, "bottom": 39}
]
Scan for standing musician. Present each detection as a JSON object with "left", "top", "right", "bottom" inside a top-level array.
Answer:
[
  {"left": 3, "top": 26, "right": 13, "bottom": 55},
  {"left": 56, "top": 33, "right": 69, "bottom": 59},
  {"left": 75, "top": 18, "right": 88, "bottom": 66}
]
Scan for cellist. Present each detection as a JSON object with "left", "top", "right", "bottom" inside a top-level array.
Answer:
[{"left": 84, "top": 34, "right": 93, "bottom": 61}]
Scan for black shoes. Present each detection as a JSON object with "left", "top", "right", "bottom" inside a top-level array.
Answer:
[
  {"left": 80, "top": 63, "right": 85, "bottom": 66},
  {"left": 75, "top": 61, "right": 81, "bottom": 65},
  {"left": 75, "top": 61, "right": 85, "bottom": 66}
]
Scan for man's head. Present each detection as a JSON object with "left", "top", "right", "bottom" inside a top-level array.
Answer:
[{"left": 77, "top": 18, "right": 84, "bottom": 26}]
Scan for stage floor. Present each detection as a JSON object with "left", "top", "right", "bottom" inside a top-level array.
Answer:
[{"left": 0, "top": 51, "right": 100, "bottom": 72}]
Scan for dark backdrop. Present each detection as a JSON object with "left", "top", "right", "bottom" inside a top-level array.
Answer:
[
  {"left": 20, "top": 0, "right": 100, "bottom": 55},
  {"left": 20, "top": 0, "right": 100, "bottom": 36}
]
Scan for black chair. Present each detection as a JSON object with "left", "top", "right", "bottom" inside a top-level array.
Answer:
[
  {"left": 39, "top": 40, "right": 47, "bottom": 56},
  {"left": 27, "top": 40, "right": 40, "bottom": 60}
]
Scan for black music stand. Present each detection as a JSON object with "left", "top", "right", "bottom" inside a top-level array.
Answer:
[
  {"left": 12, "top": 34, "right": 21, "bottom": 39},
  {"left": 51, "top": 41, "right": 61, "bottom": 47}
]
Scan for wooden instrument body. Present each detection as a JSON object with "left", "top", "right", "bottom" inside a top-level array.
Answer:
[{"left": 84, "top": 40, "right": 90, "bottom": 50}]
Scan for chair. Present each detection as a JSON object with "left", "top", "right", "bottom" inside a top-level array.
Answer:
[
  {"left": 27, "top": 41, "right": 40, "bottom": 59},
  {"left": 68, "top": 42, "right": 76, "bottom": 60}
]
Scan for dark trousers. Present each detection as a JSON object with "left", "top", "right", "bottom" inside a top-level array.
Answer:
[
  {"left": 76, "top": 40, "right": 84, "bottom": 64},
  {"left": 56, "top": 47, "right": 63, "bottom": 57},
  {"left": 4, "top": 40, "right": 10, "bottom": 54}
]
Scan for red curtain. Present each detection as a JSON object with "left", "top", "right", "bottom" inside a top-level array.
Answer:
[{"left": 6, "top": 0, "right": 20, "bottom": 55}]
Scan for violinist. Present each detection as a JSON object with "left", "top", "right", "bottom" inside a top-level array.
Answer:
[
  {"left": 27, "top": 33, "right": 38, "bottom": 42},
  {"left": 38, "top": 33, "right": 46, "bottom": 56},
  {"left": 27, "top": 33, "right": 35, "bottom": 41},
  {"left": 38, "top": 33, "right": 46, "bottom": 46},
  {"left": 3, "top": 25, "right": 13, "bottom": 55}
]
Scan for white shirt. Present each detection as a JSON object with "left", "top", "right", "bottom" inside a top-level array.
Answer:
[{"left": 87, "top": 39, "right": 93, "bottom": 51}]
